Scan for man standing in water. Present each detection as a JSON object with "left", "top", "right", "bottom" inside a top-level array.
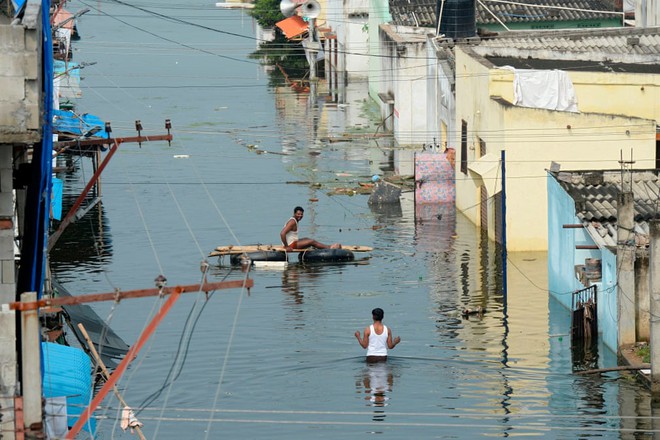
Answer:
[
  {"left": 355, "top": 308, "right": 401, "bottom": 362},
  {"left": 280, "top": 206, "right": 341, "bottom": 251}
]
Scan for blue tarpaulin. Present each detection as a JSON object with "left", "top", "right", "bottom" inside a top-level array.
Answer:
[
  {"left": 12, "top": 0, "right": 26, "bottom": 16},
  {"left": 53, "top": 109, "right": 109, "bottom": 138},
  {"left": 51, "top": 177, "right": 62, "bottom": 220},
  {"left": 18, "top": 0, "right": 53, "bottom": 299},
  {"left": 42, "top": 342, "right": 95, "bottom": 434}
]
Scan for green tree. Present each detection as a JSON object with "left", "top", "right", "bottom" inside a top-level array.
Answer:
[{"left": 249, "top": 0, "right": 284, "bottom": 28}]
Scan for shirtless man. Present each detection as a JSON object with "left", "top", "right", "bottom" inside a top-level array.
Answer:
[
  {"left": 355, "top": 308, "right": 401, "bottom": 363},
  {"left": 280, "top": 206, "right": 341, "bottom": 252}
]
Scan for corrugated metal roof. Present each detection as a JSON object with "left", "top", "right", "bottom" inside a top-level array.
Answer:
[
  {"left": 389, "top": 0, "right": 619, "bottom": 28},
  {"left": 551, "top": 169, "right": 660, "bottom": 250},
  {"left": 476, "top": 0, "right": 618, "bottom": 25},
  {"left": 472, "top": 26, "right": 660, "bottom": 66}
]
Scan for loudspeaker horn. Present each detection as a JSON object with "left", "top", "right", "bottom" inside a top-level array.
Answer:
[
  {"left": 279, "top": 0, "right": 299, "bottom": 17},
  {"left": 301, "top": 0, "right": 321, "bottom": 18}
]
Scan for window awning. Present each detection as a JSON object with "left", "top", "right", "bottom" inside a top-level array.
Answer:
[
  {"left": 276, "top": 15, "right": 309, "bottom": 40},
  {"left": 467, "top": 152, "right": 501, "bottom": 196}
]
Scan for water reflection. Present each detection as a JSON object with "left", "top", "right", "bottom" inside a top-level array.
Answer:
[
  {"left": 368, "top": 200, "right": 402, "bottom": 223},
  {"left": 356, "top": 361, "right": 395, "bottom": 423},
  {"left": 50, "top": 190, "right": 113, "bottom": 279},
  {"left": 280, "top": 260, "right": 370, "bottom": 302}
]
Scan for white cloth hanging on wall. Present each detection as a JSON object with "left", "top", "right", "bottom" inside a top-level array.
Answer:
[{"left": 507, "top": 67, "right": 579, "bottom": 113}]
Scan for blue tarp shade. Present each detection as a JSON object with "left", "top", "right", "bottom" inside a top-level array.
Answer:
[
  {"left": 12, "top": 0, "right": 26, "bottom": 16},
  {"left": 51, "top": 177, "right": 62, "bottom": 220},
  {"left": 17, "top": 0, "right": 53, "bottom": 299},
  {"left": 53, "top": 109, "right": 109, "bottom": 138},
  {"left": 42, "top": 342, "right": 95, "bottom": 434}
]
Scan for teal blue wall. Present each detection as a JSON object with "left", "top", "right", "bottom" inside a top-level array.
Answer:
[
  {"left": 547, "top": 174, "right": 618, "bottom": 353},
  {"left": 547, "top": 175, "right": 584, "bottom": 310},
  {"left": 598, "top": 249, "right": 618, "bottom": 353}
]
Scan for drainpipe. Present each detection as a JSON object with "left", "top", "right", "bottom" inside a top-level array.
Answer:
[
  {"left": 649, "top": 220, "right": 660, "bottom": 397},
  {"left": 501, "top": 149, "right": 507, "bottom": 308},
  {"left": 617, "top": 191, "right": 636, "bottom": 352}
]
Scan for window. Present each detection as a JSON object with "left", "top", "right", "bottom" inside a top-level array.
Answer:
[
  {"left": 478, "top": 137, "right": 486, "bottom": 158},
  {"left": 461, "top": 120, "right": 468, "bottom": 174}
]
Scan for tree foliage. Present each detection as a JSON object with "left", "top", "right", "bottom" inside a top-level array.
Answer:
[{"left": 248, "top": 0, "right": 284, "bottom": 29}]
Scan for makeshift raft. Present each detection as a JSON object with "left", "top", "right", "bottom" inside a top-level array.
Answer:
[{"left": 210, "top": 244, "right": 373, "bottom": 265}]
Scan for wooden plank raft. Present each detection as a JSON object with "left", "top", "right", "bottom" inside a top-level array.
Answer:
[{"left": 209, "top": 244, "right": 373, "bottom": 257}]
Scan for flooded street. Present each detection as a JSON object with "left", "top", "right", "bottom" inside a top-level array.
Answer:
[{"left": 49, "top": 1, "right": 656, "bottom": 438}]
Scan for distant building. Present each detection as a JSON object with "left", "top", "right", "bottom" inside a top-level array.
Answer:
[
  {"left": 451, "top": 27, "right": 660, "bottom": 251},
  {"left": 0, "top": 1, "right": 46, "bottom": 438},
  {"left": 388, "top": 0, "right": 624, "bottom": 30},
  {"left": 547, "top": 168, "right": 660, "bottom": 354}
]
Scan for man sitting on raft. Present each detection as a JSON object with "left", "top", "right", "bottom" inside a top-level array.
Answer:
[{"left": 280, "top": 206, "right": 341, "bottom": 252}]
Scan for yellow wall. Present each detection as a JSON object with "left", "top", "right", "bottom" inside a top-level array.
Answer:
[
  {"left": 454, "top": 47, "right": 658, "bottom": 251},
  {"left": 490, "top": 70, "right": 660, "bottom": 122}
]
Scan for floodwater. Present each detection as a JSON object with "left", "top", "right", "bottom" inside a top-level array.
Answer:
[{"left": 49, "top": 1, "right": 656, "bottom": 438}]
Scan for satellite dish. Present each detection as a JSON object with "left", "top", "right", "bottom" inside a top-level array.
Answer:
[
  {"left": 279, "top": 0, "right": 299, "bottom": 17},
  {"left": 301, "top": 0, "right": 320, "bottom": 18}
]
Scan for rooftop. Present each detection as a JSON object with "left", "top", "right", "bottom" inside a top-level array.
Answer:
[
  {"left": 471, "top": 26, "right": 660, "bottom": 69},
  {"left": 551, "top": 169, "right": 660, "bottom": 250},
  {"left": 476, "top": 0, "right": 618, "bottom": 25},
  {"left": 389, "top": 0, "right": 620, "bottom": 28}
]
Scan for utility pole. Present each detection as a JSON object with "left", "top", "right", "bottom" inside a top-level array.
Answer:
[
  {"left": 617, "top": 154, "right": 636, "bottom": 353},
  {"left": 12, "top": 278, "right": 253, "bottom": 439},
  {"left": 20, "top": 292, "right": 42, "bottom": 438},
  {"left": 650, "top": 220, "right": 660, "bottom": 400}
]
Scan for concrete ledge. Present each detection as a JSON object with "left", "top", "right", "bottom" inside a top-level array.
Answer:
[{"left": 620, "top": 343, "right": 652, "bottom": 389}]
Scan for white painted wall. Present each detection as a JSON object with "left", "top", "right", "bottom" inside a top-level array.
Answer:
[{"left": 378, "top": 24, "right": 430, "bottom": 146}]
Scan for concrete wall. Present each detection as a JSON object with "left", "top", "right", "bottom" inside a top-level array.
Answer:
[
  {"left": 367, "top": 0, "right": 390, "bottom": 103},
  {"left": 378, "top": 24, "right": 429, "bottom": 146},
  {"left": 0, "top": 5, "right": 43, "bottom": 438},
  {"left": 636, "top": 0, "right": 660, "bottom": 27},
  {"left": 0, "top": 146, "right": 17, "bottom": 440},
  {"left": 325, "top": 0, "right": 369, "bottom": 79},
  {"left": 454, "top": 46, "right": 658, "bottom": 251},
  {"left": 547, "top": 174, "right": 619, "bottom": 353},
  {"left": 546, "top": 175, "right": 585, "bottom": 310},
  {"left": 635, "top": 250, "right": 650, "bottom": 342},
  {"left": 0, "top": 19, "right": 42, "bottom": 144},
  {"left": 426, "top": 40, "right": 456, "bottom": 149},
  {"left": 599, "top": 249, "right": 618, "bottom": 353},
  {"left": 490, "top": 69, "right": 660, "bottom": 124},
  {"left": 343, "top": 15, "right": 369, "bottom": 78}
]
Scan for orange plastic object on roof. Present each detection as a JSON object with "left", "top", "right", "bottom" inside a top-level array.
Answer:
[
  {"left": 276, "top": 15, "right": 309, "bottom": 39},
  {"left": 53, "top": 8, "right": 74, "bottom": 30}
]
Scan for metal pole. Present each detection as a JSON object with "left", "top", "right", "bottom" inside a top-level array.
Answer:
[
  {"left": 501, "top": 150, "right": 507, "bottom": 307},
  {"left": 66, "top": 287, "right": 184, "bottom": 438},
  {"left": 78, "top": 324, "right": 146, "bottom": 440},
  {"left": 308, "top": 18, "right": 316, "bottom": 81},
  {"left": 649, "top": 220, "right": 660, "bottom": 398},
  {"left": 10, "top": 279, "right": 253, "bottom": 311},
  {"left": 307, "top": 18, "right": 318, "bottom": 101},
  {"left": 20, "top": 292, "right": 42, "bottom": 437}
]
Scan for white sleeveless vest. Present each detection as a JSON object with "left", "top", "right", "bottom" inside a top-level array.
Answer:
[{"left": 367, "top": 325, "right": 388, "bottom": 356}]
